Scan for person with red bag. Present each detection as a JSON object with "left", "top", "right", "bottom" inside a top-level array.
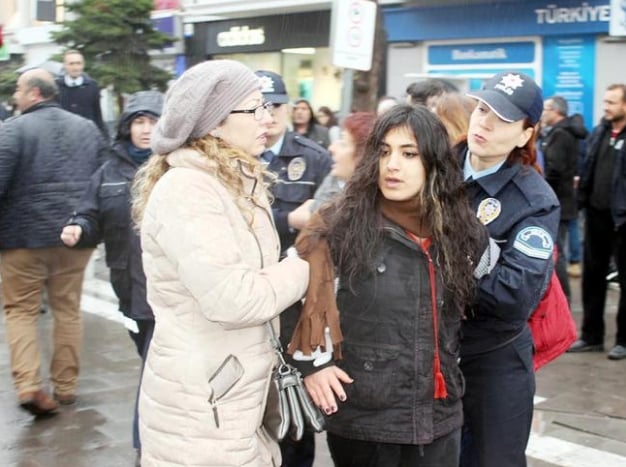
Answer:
[{"left": 456, "top": 71, "right": 560, "bottom": 467}]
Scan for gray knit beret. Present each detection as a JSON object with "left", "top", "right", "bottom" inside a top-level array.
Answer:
[{"left": 151, "top": 60, "right": 261, "bottom": 155}]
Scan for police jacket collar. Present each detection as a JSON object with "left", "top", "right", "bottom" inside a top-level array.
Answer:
[
  {"left": 461, "top": 148, "right": 521, "bottom": 197},
  {"left": 472, "top": 161, "right": 520, "bottom": 196}
]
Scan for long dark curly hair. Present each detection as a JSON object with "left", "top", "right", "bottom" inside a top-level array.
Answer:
[{"left": 320, "top": 104, "right": 486, "bottom": 309}]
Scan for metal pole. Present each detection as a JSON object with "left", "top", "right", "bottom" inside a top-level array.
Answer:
[{"left": 340, "top": 68, "right": 354, "bottom": 120}]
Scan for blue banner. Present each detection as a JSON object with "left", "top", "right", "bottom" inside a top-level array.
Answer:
[
  {"left": 384, "top": 0, "right": 610, "bottom": 41},
  {"left": 428, "top": 42, "right": 536, "bottom": 65},
  {"left": 542, "top": 36, "right": 595, "bottom": 128}
]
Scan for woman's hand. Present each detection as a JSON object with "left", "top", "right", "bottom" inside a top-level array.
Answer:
[
  {"left": 304, "top": 366, "right": 353, "bottom": 415},
  {"left": 60, "top": 225, "right": 83, "bottom": 247},
  {"left": 288, "top": 199, "right": 315, "bottom": 230}
]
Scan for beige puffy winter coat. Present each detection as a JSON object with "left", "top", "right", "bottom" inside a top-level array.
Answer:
[{"left": 138, "top": 149, "right": 309, "bottom": 466}]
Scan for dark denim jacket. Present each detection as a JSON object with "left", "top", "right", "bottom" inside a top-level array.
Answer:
[{"left": 325, "top": 223, "right": 464, "bottom": 446}]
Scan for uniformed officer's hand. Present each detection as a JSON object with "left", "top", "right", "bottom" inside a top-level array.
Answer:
[
  {"left": 60, "top": 225, "right": 83, "bottom": 247},
  {"left": 288, "top": 199, "right": 315, "bottom": 230},
  {"left": 304, "top": 366, "right": 353, "bottom": 415}
]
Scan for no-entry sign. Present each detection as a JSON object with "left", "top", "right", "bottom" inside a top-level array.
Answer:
[{"left": 331, "top": 0, "right": 377, "bottom": 71}]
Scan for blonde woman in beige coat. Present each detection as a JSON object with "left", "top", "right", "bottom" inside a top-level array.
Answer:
[{"left": 131, "top": 60, "right": 309, "bottom": 467}]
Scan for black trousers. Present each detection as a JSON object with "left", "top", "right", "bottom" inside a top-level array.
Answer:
[
  {"left": 581, "top": 207, "right": 626, "bottom": 346},
  {"left": 130, "top": 319, "right": 155, "bottom": 450},
  {"left": 460, "top": 329, "right": 535, "bottom": 467},
  {"left": 326, "top": 429, "right": 461, "bottom": 467},
  {"left": 555, "top": 219, "right": 571, "bottom": 303}
]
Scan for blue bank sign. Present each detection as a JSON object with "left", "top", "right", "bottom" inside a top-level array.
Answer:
[
  {"left": 542, "top": 36, "right": 595, "bottom": 128},
  {"left": 385, "top": 0, "right": 611, "bottom": 41},
  {"left": 428, "top": 42, "right": 536, "bottom": 65}
]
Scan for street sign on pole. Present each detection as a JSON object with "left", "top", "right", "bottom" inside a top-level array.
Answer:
[{"left": 331, "top": 0, "right": 377, "bottom": 71}]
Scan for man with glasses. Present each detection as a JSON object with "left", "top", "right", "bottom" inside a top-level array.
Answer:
[{"left": 255, "top": 69, "right": 331, "bottom": 467}]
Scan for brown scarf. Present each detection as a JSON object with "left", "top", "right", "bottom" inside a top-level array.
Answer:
[
  {"left": 380, "top": 196, "right": 431, "bottom": 238},
  {"left": 287, "top": 197, "right": 432, "bottom": 360}
]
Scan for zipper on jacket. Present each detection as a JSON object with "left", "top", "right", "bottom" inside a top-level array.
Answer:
[
  {"left": 405, "top": 232, "right": 448, "bottom": 400},
  {"left": 240, "top": 162, "right": 280, "bottom": 266},
  {"left": 208, "top": 391, "right": 220, "bottom": 428}
]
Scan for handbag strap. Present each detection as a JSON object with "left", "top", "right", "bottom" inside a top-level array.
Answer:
[{"left": 266, "top": 322, "right": 288, "bottom": 366}]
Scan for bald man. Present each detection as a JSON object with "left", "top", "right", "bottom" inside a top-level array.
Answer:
[{"left": 0, "top": 68, "right": 108, "bottom": 416}]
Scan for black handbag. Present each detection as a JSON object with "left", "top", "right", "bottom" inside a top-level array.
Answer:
[{"left": 266, "top": 322, "right": 325, "bottom": 441}]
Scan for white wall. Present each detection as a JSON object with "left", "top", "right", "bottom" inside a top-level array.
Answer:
[
  {"left": 593, "top": 37, "right": 626, "bottom": 125},
  {"left": 386, "top": 44, "right": 425, "bottom": 101}
]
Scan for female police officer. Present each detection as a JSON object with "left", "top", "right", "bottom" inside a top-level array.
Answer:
[{"left": 457, "top": 72, "right": 560, "bottom": 467}]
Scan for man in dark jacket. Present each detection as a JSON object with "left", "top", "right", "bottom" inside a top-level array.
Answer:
[
  {"left": 540, "top": 95, "right": 588, "bottom": 303},
  {"left": 0, "top": 68, "right": 107, "bottom": 416},
  {"left": 569, "top": 83, "right": 626, "bottom": 360},
  {"left": 56, "top": 49, "right": 108, "bottom": 138},
  {"left": 256, "top": 69, "right": 331, "bottom": 467}
]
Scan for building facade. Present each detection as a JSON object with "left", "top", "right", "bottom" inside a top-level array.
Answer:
[
  {"left": 179, "top": 0, "right": 398, "bottom": 112},
  {"left": 384, "top": 0, "right": 626, "bottom": 127}
]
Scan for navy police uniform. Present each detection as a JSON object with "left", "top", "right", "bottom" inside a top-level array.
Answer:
[
  {"left": 265, "top": 131, "right": 331, "bottom": 254},
  {"left": 264, "top": 131, "right": 330, "bottom": 467},
  {"left": 458, "top": 147, "right": 560, "bottom": 467}
]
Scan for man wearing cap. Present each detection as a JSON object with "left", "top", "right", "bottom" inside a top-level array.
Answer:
[
  {"left": 571, "top": 83, "right": 626, "bottom": 360},
  {"left": 255, "top": 69, "right": 331, "bottom": 467},
  {"left": 458, "top": 71, "right": 560, "bottom": 467}
]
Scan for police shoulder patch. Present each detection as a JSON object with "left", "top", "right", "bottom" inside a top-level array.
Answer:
[{"left": 513, "top": 226, "right": 553, "bottom": 260}]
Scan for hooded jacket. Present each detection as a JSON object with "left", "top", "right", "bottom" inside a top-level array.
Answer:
[
  {"left": 541, "top": 115, "right": 588, "bottom": 220},
  {"left": 66, "top": 91, "right": 164, "bottom": 320}
]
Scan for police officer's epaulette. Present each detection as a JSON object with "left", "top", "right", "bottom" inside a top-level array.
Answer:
[{"left": 292, "top": 134, "right": 328, "bottom": 154}]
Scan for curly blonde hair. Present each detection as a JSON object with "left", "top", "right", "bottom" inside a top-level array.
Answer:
[{"left": 131, "top": 135, "right": 275, "bottom": 228}]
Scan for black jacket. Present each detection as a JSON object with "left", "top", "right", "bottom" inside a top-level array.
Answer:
[
  {"left": 301, "top": 123, "right": 330, "bottom": 149},
  {"left": 541, "top": 116, "right": 588, "bottom": 220},
  {"left": 0, "top": 102, "right": 107, "bottom": 249},
  {"left": 56, "top": 74, "right": 108, "bottom": 138},
  {"left": 324, "top": 222, "right": 465, "bottom": 445},
  {"left": 578, "top": 120, "right": 626, "bottom": 228},
  {"left": 68, "top": 143, "right": 152, "bottom": 320}
]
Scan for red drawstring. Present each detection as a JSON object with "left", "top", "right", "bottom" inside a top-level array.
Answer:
[{"left": 406, "top": 232, "right": 448, "bottom": 400}]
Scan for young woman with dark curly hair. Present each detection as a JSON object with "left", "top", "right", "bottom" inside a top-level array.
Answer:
[{"left": 288, "top": 104, "right": 490, "bottom": 466}]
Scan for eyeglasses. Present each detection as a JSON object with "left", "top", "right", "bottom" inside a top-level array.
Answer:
[{"left": 230, "top": 101, "right": 274, "bottom": 121}]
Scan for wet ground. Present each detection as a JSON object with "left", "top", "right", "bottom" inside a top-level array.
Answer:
[{"left": 0, "top": 251, "right": 624, "bottom": 466}]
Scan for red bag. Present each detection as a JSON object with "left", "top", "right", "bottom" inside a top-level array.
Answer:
[{"left": 528, "top": 270, "right": 576, "bottom": 371}]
